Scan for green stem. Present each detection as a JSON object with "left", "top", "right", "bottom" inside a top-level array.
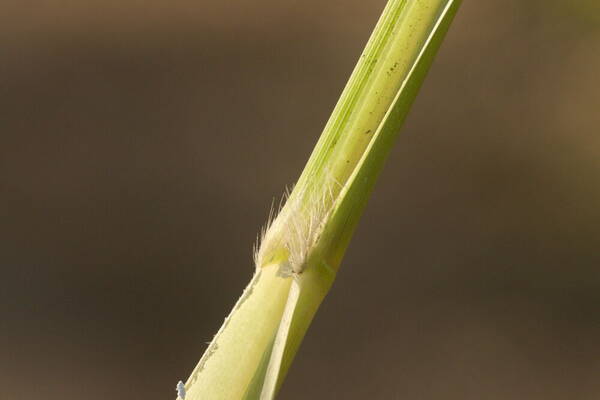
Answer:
[{"left": 179, "top": 1, "right": 460, "bottom": 399}]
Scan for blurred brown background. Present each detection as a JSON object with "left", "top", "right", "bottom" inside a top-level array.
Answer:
[{"left": 1, "top": 1, "right": 599, "bottom": 399}]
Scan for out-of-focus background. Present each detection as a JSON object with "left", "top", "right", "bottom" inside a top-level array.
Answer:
[{"left": 2, "top": 1, "right": 599, "bottom": 399}]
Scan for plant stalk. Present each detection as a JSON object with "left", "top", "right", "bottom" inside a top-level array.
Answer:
[{"left": 179, "top": 1, "right": 461, "bottom": 399}]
